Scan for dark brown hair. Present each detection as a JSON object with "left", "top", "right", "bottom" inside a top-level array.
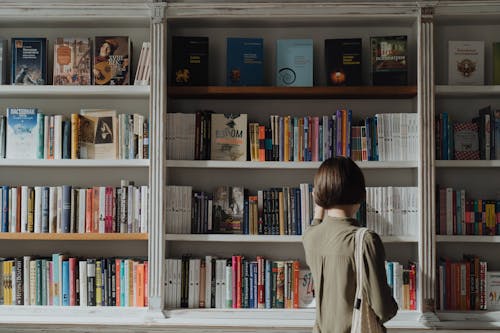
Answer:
[{"left": 313, "top": 157, "right": 366, "bottom": 209}]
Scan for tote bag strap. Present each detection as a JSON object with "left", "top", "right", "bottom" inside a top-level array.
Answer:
[{"left": 354, "top": 227, "right": 368, "bottom": 309}]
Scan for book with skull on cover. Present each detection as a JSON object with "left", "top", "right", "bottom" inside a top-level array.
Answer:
[{"left": 448, "top": 41, "right": 484, "bottom": 85}]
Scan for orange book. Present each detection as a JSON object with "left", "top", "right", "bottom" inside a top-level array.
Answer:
[
  {"left": 136, "top": 263, "right": 145, "bottom": 307},
  {"left": 70, "top": 114, "right": 79, "bottom": 159},
  {"left": 85, "top": 188, "right": 93, "bottom": 233},
  {"left": 258, "top": 125, "right": 265, "bottom": 161},
  {"left": 292, "top": 260, "right": 300, "bottom": 308},
  {"left": 144, "top": 261, "right": 148, "bottom": 307},
  {"left": 284, "top": 116, "right": 290, "bottom": 161},
  {"left": 115, "top": 259, "right": 121, "bottom": 306},
  {"left": 93, "top": 187, "right": 100, "bottom": 233},
  {"left": 341, "top": 110, "right": 347, "bottom": 156},
  {"left": 128, "top": 260, "right": 134, "bottom": 306},
  {"left": 298, "top": 118, "right": 304, "bottom": 161}
]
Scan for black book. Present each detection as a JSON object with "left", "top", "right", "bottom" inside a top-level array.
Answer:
[
  {"left": 370, "top": 35, "right": 408, "bottom": 86},
  {"left": 325, "top": 38, "right": 362, "bottom": 86},
  {"left": 172, "top": 36, "right": 209, "bottom": 86}
]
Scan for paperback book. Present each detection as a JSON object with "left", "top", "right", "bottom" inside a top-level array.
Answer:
[
  {"left": 453, "top": 122, "right": 480, "bottom": 160},
  {"left": 487, "top": 271, "right": 500, "bottom": 310},
  {"left": 226, "top": 37, "right": 263, "bottom": 86},
  {"left": 210, "top": 113, "right": 247, "bottom": 161},
  {"left": 276, "top": 39, "right": 313, "bottom": 87},
  {"left": 171, "top": 36, "right": 209, "bottom": 86},
  {"left": 53, "top": 38, "right": 91, "bottom": 85},
  {"left": 6, "top": 107, "right": 39, "bottom": 159},
  {"left": 325, "top": 38, "right": 362, "bottom": 86},
  {"left": 11, "top": 37, "right": 47, "bottom": 85},
  {"left": 448, "top": 41, "right": 484, "bottom": 85},
  {"left": 93, "top": 36, "right": 130, "bottom": 85},
  {"left": 79, "top": 109, "right": 118, "bottom": 159},
  {"left": 370, "top": 35, "right": 407, "bottom": 86},
  {"left": 212, "top": 186, "right": 244, "bottom": 234}
]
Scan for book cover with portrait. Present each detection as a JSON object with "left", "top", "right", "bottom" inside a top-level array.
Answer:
[
  {"left": 94, "top": 36, "right": 130, "bottom": 85},
  {"left": 79, "top": 109, "right": 118, "bottom": 159}
]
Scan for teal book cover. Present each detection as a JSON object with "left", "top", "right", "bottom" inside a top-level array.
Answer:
[
  {"left": 227, "top": 38, "right": 263, "bottom": 86},
  {"left": 276, "top": 39, "right": 313, "bottom": 87}
]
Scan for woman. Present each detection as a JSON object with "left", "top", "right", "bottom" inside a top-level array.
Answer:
[{"left": 303, "top": 157, "right": 398, "bottom": 333}]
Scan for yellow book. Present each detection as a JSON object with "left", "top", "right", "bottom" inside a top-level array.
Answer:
[
  {"left": 95, "top": 260, "right": 102, "bottom": 306},
  {"left": 70, "top": 114, "right": 80, "bottom": 159}
]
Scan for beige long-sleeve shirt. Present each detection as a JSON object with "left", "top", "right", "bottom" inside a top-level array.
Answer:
[{"left": 303, "top": 216, "right": 398, "bottom": 333}]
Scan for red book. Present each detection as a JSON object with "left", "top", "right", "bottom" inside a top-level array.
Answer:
[
  {"left": 144, "top": 261, "right": 148, "bottom": 307},
  {"left": 115, "top": 259, "right": 121, "bottom": 306},
  {"left": 93, "top": 187, "right": 100, "bottom": 233},
  {"left": 85, "top": 188, "right": 93, "bottom": 233},
  {"left": 236, "top": 255, "right": 242, "bottom": 308},
  {"left": 257, "top": 256, "right": 265, "bottom": 308},
  {"left": 69, "top": 257, "right": 77, "bottom": 306},
  {"left": 258, "top": 125, "right": 265, "bottom": 162},
  {"left": 232, "top": 256, "right": 238, "bottom": 308},
  {"left": 409, "top": 263, "right": 416, "bottom": 310},
  {"left": 292, "top": 260, "right": 300, "bottom": 309},
  {"left": 105, "top": 187, "right": 114, "bottom": 233}
]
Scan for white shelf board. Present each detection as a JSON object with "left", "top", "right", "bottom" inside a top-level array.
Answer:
[
  {"left": 166, "top": 160, "right": 418, "bottom": 169},
  {"left": 165, "top": 234, "right": 417, "bottom": 243},
  {"left": 434, "top": 311, "right": 500, "bottom": 329},
  {"left": 436, "top": 160, "right": 500, "bottom": 168},
  {"left": 436, "top": 85, "right": 500, "bottom": 97},
  {"left": 0, "top": 85, "right": 149, "bottom": 98},
  {"left": 0, "top": 159, "right": 149, "bottom": 168},
  {"left": 436, "top": 235, "right": 500, "bottom": 243}
]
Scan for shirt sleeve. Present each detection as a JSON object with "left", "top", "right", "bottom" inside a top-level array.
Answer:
[{"left": 362, "top": 230, "right": 398, "bottom": 323}]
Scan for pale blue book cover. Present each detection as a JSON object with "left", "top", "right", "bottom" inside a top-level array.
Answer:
[
  {"left": 6, "top": 107, "right": 39, "bottom": 159},
  {"left": 276, "top": 39, "right": 313, "bottom": 87}
]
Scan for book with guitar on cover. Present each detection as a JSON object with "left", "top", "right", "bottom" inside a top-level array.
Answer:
[{"left": 93, "top": 36, "right": 130, "bottom": 85}]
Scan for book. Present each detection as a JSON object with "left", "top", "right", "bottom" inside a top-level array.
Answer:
[
  {"left": 226, "top": 38, "right": 263, "bottom": 86},
  {"left": 494, "top": 42, "right": 500, "bottom": 85},
  {"left": 93, "top": 36, "right": 131, "bottom": 85},
  {"left": 53, "top": 38, "right": 91, "bottom": 85},
  {"left": 276, "top": 39, "right": 313, "bottom": 87},
  {"left": 6, "top": 108, "right": 40, "bottom": 159},
  {"left": 453, "top": 122, "right": 480, "bottom": 160},
  {"left": 448, "top": 41, "right": 484, "bottom": 85},
  {"left": 212, "top": 186, "right": 244, "bottom": 234},
  {"left": 370, "top": 35, "right": 407, "bottom": 86},
  {"left": 79, "top": 109, "right": 118, "bottom": 159},
  {"left": 0, "top": 39, "right": 6, "bottom": 84},
  {"left": 134, "top": 41, "right": 151, "bottom": 86},
  {"left": 298, "top": 269, "right": 315, "bottom": 308},
  {"left": 495, "top": 109, "right": 500, "bottom": 160},
  {"left": 210, "top": 113, "right": 247, "bottom": 161},
  {"left": 11, "top": 37, "right": 47, "bottom": 85},
  {"left": 325, "top": 38, "right": 362, "bottom": 86},
  {"left": 172, "top": 36, "right": 209, "bottom": 86},
  {"left": 487, "top": 271, "right": 500, "bottom": 310}
]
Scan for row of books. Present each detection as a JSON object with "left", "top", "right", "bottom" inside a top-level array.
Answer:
[
  {"left": 165, "top": 256, "right": 313, "bottom": 309},
  {"left": 436, "top": 187, "right": 500, "bottom": 236},
  {"left": 0, "top": 108, "right": 149, "bottom": 160},
  {"left": 166, "top": 185, "right": 418, "bottom": 236},
  {"left": 172, "top": 36, "right": 408, "bottom": 87},
  {"left": 167, "top": 112, "right": 419, "bottom": 162},
  {"left": 437, "top": 255, "right": 493, "bottom": 310},
  {"left": 0, "top": 255, "right": 148, "bottom": 307},
  {"left": 386, "top": 261, "right": 417, "bottom": 311},
  {"left": 436, "top": 106, "right": 500, "bottom": 160},
  {"left": 0, "top": 37, "right": 151, "bottom": 86},
  {"left": 0, "top": 181, "right": 148, "bottom": 234}
]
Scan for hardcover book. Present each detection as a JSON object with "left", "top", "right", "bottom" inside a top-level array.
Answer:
[
  {"left": 276, "top": 39, "right": 313, "bottom": 87},
  {"left": 11, "top": 37, "right": 47, "bottom": 85},
  {"left": 298, "top": 269, "right": 315, "bottom": 308},
  {"left": 212, "top": 186, "right": 244, "bottom": 234},
  {"left": 93, "top": 36, "right": 130, "bottom": 85},
  {"left": 453, "top": 122, "right": 480, "bottom": 160},
  {"left": 448, "top": 41, "right": 484, "bottom": 85},
  {"left": 0, "top": 39, "right": 6, "bottom": 84},
  {"left": 172, "top": 36, "right": 209, "bottom": 86},
  {"left": 210, "top": 113, "right": 247, "bottom": 161},
  {"left": 79, "top": 109, "right": 118, "bottom": 159},
  {"left": 370, "top": 35, "right": 407, "bottom": 86},
  {"left": 6, "top": 108, "right": 39, "bottom": 159},
  {"left": 325, "top": 38, "right": 362, "bottom": 86},
  {"left": 53, "top": 38, "right": 91, "bottom": 85},
  {"left": 226, "top": 37, "right": 263, "bottom": 86},
  {"left": 487, "top": 271, "right": 500, "bottom": 310}
]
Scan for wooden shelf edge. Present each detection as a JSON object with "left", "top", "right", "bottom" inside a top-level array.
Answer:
[
  {"left": 166, "top": 160, "right": 418, "bottom": 169},
  {"left": 167, "top": 86, "right": 417, "bottom": 99},
  {"left": 165, "top": 234, "right": 417, "bottom": 243},
  {"left": 0, "top": 233, "right": 148, "bottom": 241}
]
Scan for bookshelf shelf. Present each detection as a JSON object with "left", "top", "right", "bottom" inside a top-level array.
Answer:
[
  {"left": 166, "top": 160, "right": 418, "bottom": 169},
  {"left": 0, "top": 233, "right": 148, "bottom": 241},
  {"left": 167, "top": 86, "right": 418, "bottom": 99},
  {"left": 435, "top": 160, "right": 500, "bottom": 168},
  {"left": 166, "top": 234, "right": 418, "bottom": 243},
  {"left": 0, "top": 85, "right": 149, "bottom": 98},
  {"left": 435, "top": 85, "right": 500, "bottom": 97},
  {"left": 436, "top": 235, "right": 500, "bottom": 243},
  {"left": 0, "top": 159, "right": 149, "bottom": 167}
]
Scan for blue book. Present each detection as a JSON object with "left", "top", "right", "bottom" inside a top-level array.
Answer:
[
  {"left": 62, "top": 260, "right": 70, "bottom": 306},
  {"left": 386, "top": 261, "right": 394, "bottom": 295},
  {"left": 1, "top": 185, "right": 8, "bottom": 232},
  {"left": 227, "top": 38, "right": 263, "bottom": 86},
  {"left": 495, "top": 111, "right": 500, "bottom": 160},
  {"left": 62, "top": 185, "right": 71, "bottom": 233},
  {"left": 37, "top": 113, "right": 44, "bottom": 159},
  {"left": 276, "top": 39, "right": 313, "bottom": 87},
  {"left": 41, "top": 187, "right": 49, "bottom": 233},
  {"left": 265, "top": 259, "right": 271, "bottom": 309},
  {"left": 62, "top": 120, "right": 71, "bottom": 159},
  {"left": 11, "top": 37, "right": 47, "bottom": 85},
  {"left": 6, "top": 107, "right": 39, "bottom": 159},
  {"left": 52, "top": 253, "right": 60, "bottom": 305}
]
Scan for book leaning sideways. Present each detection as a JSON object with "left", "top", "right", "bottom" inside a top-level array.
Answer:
[
  {"left": 11, "top": 37, "right": 47, "bottom": 85},
  {"left": 79, "top": 109, "right": 118, "bottom": 159},
  {"left": 6, "top": 108, "right": 40, "bottom": 159}
]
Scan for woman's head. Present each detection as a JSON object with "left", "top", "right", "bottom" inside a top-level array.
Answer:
[{"left": 313, "top": 157, "right": 366, "bottom": 209}]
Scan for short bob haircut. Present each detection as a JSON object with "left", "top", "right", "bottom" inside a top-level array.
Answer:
[{"left": 313, "top": 156, "right": 366, "bottom": 209}]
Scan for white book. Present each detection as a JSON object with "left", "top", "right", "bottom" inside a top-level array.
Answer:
[
  {"left": 49, "top": 187, "right": 57, "bottom": 233},
  {"left": 34, "top": 186, "right": 42, "bottom": 233},
  {"left": 188, "top": 259, "right": 195, "bottom": 308},
  {"left": 133, "top": 186, "right": 140, "bottom": 233},
  {"left": 298, "top": 269, "right": 315, "bottom": 308},
  {"left": 56, "top": 186, "right": 62, "bottom": 233},
  {"left": 78, "top": 188, "right": 86, "bottom": 233},
  {"left": 140, "top": 185, "right": 148, "bottom": 233},
  {"left": 23, "top": 256, "right": 30, "bottom": 305},
  {"left": 193, "top": 258, "right": 200, "bottom": 308},
  {"left": 20, "top": 186, "right": 29, "bottom": 232},
  {"left": 53, "top": 114, "right": 63, "bottom": 160},
  {"left": 6, "top": 108, "right": 39, "bottom": 159},
  {"left": 43, "top": 115, "right": 49, "bottom": 159},
  {"left": 165, "top": 259, "right": 173, "bottom": 308},
  {"left": 448, "top": 41, "right": 484, "bottom": 85},
  {"left": 79, "top": 261, "right": 88, "bottom": 306},
  {"left": 10, "top": 187, "right": 17, "bottom": 233},
  {"left": 205, "top": 255, "right": 212, "bottom": 309},
  {"left": 175, "top": 259, "right": 182, "bottom": 308}
]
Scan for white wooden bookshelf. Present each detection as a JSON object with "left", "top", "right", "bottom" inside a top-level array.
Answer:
[
  {"left": 0, "top": 85, "right": 149, "bottom": 98},
  {"left": 0, "top": 159, "right": 149, "bottom": 167},
  {"left": 166, "top": 160, "right": 418, "bottom": 169},
  {"left": 166, "top": 234, "right": 418, "bottom": 243},
  {"left": 436, "top": 85, "right": 500, "bottom": 97},
  {"left": 436, "top": 235, "right": 500, "bottom": 243},
  {"left": 435, "top": 160, "right": 500, "bottom": 168}
]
